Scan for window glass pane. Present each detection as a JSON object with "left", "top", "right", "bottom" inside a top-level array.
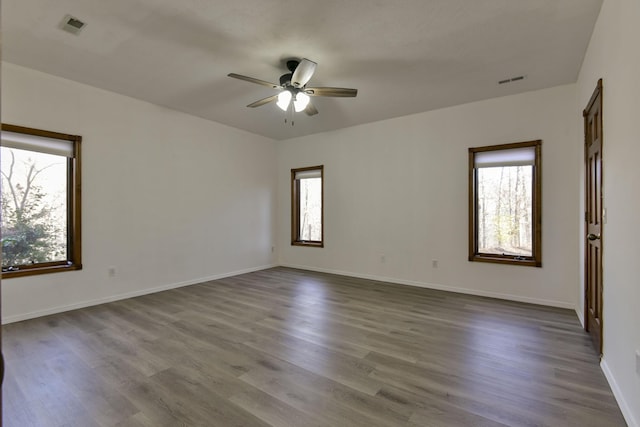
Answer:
[
  {"left": 298, "top": 177, "right": 322, "bottom": 241},
  {"left": 477, "top": 165, "right": 532, "bottom": 257},
  {"left": 1, "top": 146, "right": 68, "bottom": 267}
]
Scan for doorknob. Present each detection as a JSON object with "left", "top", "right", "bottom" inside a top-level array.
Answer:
[{"left": 587, "top": 233, "right": 601, "bottom": 241}]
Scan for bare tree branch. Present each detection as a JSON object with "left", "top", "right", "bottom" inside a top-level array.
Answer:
[{"left": 1, "top": 151, "right": 21, "bottom": 213}]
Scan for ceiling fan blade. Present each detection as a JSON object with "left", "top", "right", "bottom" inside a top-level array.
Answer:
[
  {"left": 228, "top": 73, "right": 280, "bottom": 89},
  {"left": 247, "top": 94, "right": 279, "bottom": 108},
  {"left": 304, "top": 102, "right": 319, "bottom": 116},
  {"left": 305, "top": 87, "right": 358, "bottom": 97},
  {"left": 291, "top": 58, "right": 317, "bottom": 88}
]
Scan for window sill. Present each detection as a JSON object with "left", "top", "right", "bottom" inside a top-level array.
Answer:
[
  {"left": 2, "top": 263, "right": 82, "bottom": 279},
  {"left": 469, "top": 255, "right": 541, "bottom": 267},
  {"left": 291, "top": 241, "right": 324, "bottom": 248}
]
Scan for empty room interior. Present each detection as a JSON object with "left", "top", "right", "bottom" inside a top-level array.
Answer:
[{"left": 1, "top": 0, "right": 639, "bottom": 426}]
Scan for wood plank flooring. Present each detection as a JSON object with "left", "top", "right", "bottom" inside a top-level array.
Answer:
[{"left": 2, "top": 267, "right": 627, "bottom": 426}]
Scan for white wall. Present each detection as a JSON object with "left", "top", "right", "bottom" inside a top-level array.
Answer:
[
  {"left": 576, "top": 0, "right": 640, "bottom": 425},
  {"left": 1, "top": 62, "right": 278, "bottom": 323},
  {"left": 278, "top": 84, "right": 581, "bottom": 309}
]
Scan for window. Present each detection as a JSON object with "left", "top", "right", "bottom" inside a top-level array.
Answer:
[
  {"left": 291, "top": 165, "right": 323, "bottom": 247},
  {"left": 1, "top": 124, "right": 82, "bottom": 277},
  {"left": 469, "top": 140, "right": 541, "bottom": 267}
]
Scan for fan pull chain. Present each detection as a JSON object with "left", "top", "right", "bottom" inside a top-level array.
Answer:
[
  {"left": 284, "top": 100, "right": 295, "bottom": 126},
  {"left": 290, "top": 100, "right": 294, "bottom": 126}
]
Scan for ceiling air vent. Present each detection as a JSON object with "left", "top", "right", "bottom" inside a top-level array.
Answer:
[
  {"left": 60, "top": 15, "right": 87, "bottom": 35},
  {"left": 499, "top": 75, "right": 527, "bottom": 85}
]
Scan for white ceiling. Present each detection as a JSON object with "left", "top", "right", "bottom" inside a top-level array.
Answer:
[{"left": 2, "top": 0, "right": 602, "bottom": 140}]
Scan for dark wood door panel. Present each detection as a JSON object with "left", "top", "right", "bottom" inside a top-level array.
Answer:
[{"left": 584, "top": 79, "right": 603, "bottom": 356}]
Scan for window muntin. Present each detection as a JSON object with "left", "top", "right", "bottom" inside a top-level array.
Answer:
[
  {"left": 291, "top": 166, "right": 323, "bottom": 247},
  {"left": 469, "top": 140, "right": 541, "bottom": 267},
  {"left": 1, "top": 124, "right": 82, "bottom": 277}
]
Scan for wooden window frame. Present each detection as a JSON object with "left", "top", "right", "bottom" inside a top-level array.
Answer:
[
  {"left": 291, "top": 165, "right": 324, "bottom": 248},
  {"left": 1, "top": 123, "right": 82, "bottom": 278},
  {"left": 468, "top": 140, "right": 542, "bottom": 267}
]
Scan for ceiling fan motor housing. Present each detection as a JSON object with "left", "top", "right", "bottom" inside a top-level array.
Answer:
[
  {"left": 286, "top": 60, "right": 300, "bottom": 72},
  {"left": 279, "top": 73, "right": 293, "bottom": 86}
]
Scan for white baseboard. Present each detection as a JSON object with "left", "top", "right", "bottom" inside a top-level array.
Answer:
[
  {"left": 601, "top": 358, "right": 639, "bottom": 427},
  {"left": 1, "top": 264, "right": 277, "bottom": 324},
  {"left": 4, "top": 263, "right": 575, "bottom": 323},
  {"left": 280, "top": 263, "right": 575, "bottom": 309}
]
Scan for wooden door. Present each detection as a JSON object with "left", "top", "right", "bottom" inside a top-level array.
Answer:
[{"left": 584, "top": 79, "right": 603, "bottom": 356}]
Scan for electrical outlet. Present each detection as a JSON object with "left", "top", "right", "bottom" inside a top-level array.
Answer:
[
  {"left": 432, "top": 259, "right": 438, "bottom": 268},
  {"left": 108, "top": 266, "right": 116, "bottom": 277}
]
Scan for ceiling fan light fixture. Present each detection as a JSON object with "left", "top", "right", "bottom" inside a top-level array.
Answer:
[
  {"left": 293, "top": 92, "right": 310, "bottom": 112},
  {"left": 276, "top": 90, "right": 292, "bottom": 111}
]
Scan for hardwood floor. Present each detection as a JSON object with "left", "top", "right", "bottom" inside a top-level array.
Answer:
[{"left": 3, "top": 267, "right": 626, "bottom": 426}]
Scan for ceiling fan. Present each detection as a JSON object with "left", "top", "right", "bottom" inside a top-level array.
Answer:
[{"left": 228, "top": 58, "right": 357, "bottom": 117}]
